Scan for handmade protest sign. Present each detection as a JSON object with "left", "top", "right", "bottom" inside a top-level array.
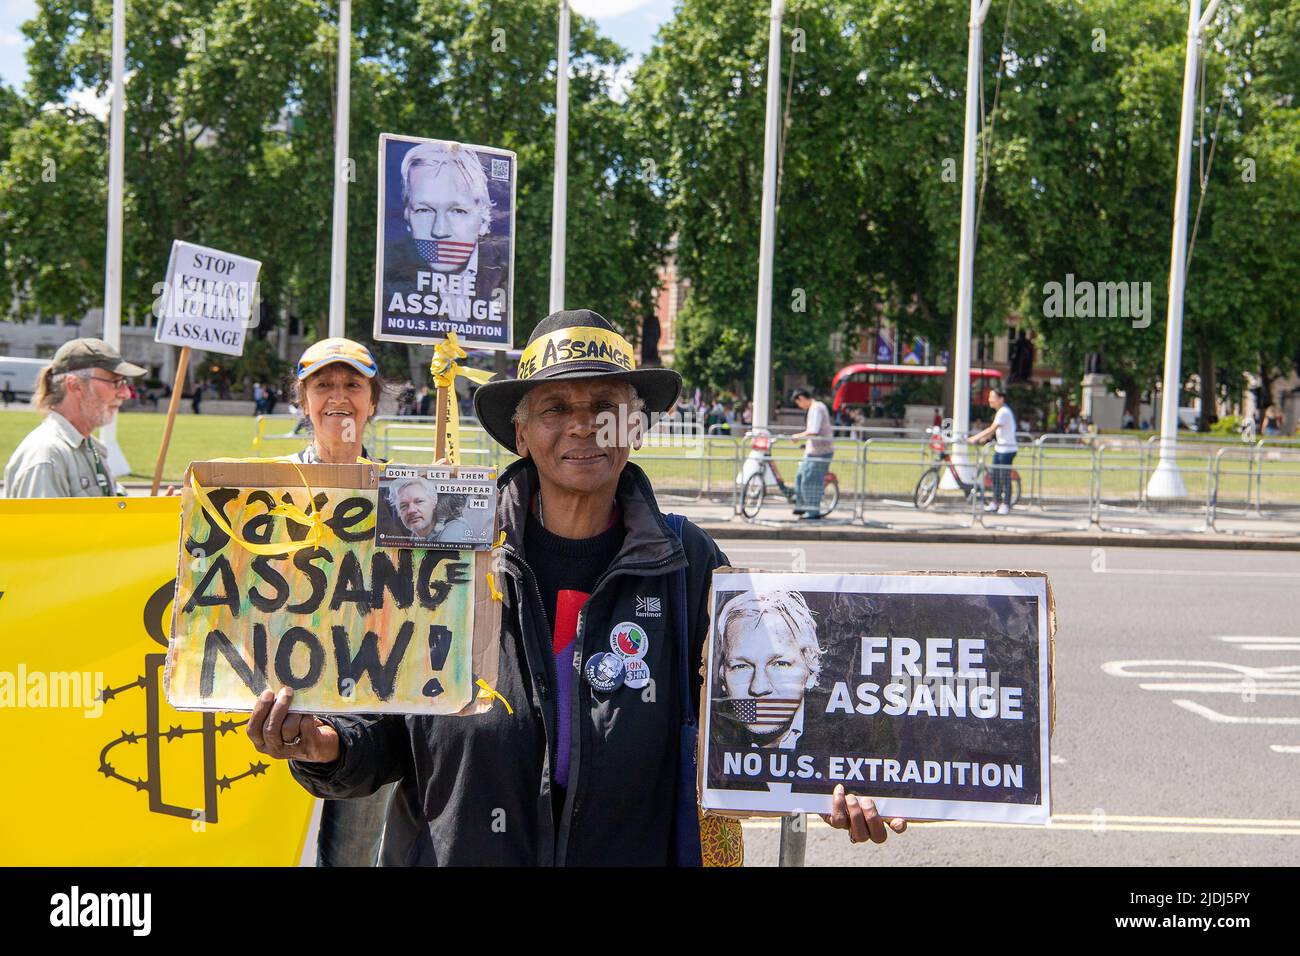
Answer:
[
  {"left": 373, "top": 134, "right": 516, "bottom": 350},
  {"left": 150, "top": 240, "right": 262, "bottom": 495},
  {"left": 699, "top": 571, "right": 1054, "bottom": 825},
  {"left": 165, "top": 461, "right": 501, "bottom": 716},
  {"left": 154, "top": 240, "right": 262, "bottom": 357}
]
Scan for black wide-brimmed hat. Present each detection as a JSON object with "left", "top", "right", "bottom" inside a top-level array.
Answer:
[{"left": 473, "top": 309, "right": 682, "bottom": 454}]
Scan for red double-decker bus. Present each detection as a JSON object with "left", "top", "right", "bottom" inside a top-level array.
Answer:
[{"left": 831, "top": 363, "right": 1003, "bottom": 416}]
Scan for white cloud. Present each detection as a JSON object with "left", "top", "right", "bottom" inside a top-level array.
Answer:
[{"left": 66, "top": 85, "right": 111, "bottom": 121}]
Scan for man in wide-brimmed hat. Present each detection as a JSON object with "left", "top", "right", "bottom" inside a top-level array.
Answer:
[{"left": 253, "top": 310, "right": 904, "bottom": 864}]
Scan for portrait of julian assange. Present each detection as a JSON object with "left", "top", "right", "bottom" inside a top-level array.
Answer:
[
  {"left": 710, "top": 589, "right": 824, "bottom": 751},
  {"left": 378, "top": 137, "right": 513, "bottom": 346}
]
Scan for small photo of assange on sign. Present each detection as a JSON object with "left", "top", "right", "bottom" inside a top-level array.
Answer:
[
  {"left": 154, "top": 240, "right": 262, "bottom": 356},
  {"left": 700, "top": 571, "right": 1055, "bottom": 825},
  {"left": 375, "top": 465, "right": 498, "bottom": 550},
  {"left": 373, "top": 133, "right": 516, "bottom": 350}
]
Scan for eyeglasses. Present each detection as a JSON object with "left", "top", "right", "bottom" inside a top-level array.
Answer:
[{"left": 88, "top": 374, "right": 130, "bottom": 392}]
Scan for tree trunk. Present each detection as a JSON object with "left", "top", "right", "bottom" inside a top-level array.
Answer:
[{"left": 1198, "top": 348, "right": 1218, "bottom": 429}]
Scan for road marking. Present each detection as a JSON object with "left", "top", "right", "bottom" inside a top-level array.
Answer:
[
  {"left": 1138, "top": 683, "right": 1300, "bottom": 695},
  {"left": 1172, "top": 699, "right": 1300, "bottom": 724},
  {"left": 1270, "top": 745, "right": 1300, "bottom": 754},
  {"left": 1094, "top": 568, "right": 1300, "bottom": 578},
  {"left": 1217, "top": 636, "right": 1300, "bottom": 652},
  {"left": 740, "top": 814, "right": 1300, "bottom": 836}
]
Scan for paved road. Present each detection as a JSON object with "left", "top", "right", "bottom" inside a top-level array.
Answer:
[{"left": 719, "top": 539, "right": 1300, "bottom": 866}]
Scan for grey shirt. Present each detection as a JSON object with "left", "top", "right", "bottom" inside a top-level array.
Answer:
[{"left": 3, "top": 411, "right": 122, "bottom": 498}]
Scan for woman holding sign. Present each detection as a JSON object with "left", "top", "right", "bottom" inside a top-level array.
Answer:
[
  {"left": 290, "top": 338, "right": 385, "bottom": 466},
  {"left": 288, "top": 336, "right": 394, "bottom": 866}
]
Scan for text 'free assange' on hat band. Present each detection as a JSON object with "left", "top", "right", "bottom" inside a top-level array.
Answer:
[{"left": 516, "top": 326, "right": 635, "bottom": 381}]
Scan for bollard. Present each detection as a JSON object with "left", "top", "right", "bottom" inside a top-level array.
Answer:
[{"left": 778, "top": 814, "right": 806, "bottom": 867}]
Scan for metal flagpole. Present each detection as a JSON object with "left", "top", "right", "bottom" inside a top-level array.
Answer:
[
  {"left": 327, "top": 0, "right": 352, "bottom": 338},
  {"left": 548, "top": 0, "right": 571, "bottom": 314},
  {"left": 750, "top": 0, "right": 785, "bottom": 433},
  {"left": 948, "top": 0, "right": 992, "bottom": 483},
  {"left": 1148, "top": 0, "right": 1221, "bottom": 499},
  {"left": 99, "top": 0, "right": 129, "bottom": 476}
]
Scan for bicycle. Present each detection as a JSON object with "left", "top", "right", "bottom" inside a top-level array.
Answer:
[
  {"left": 913, "top": 427, "right": 1021, "bottom": 511},
  {"left": 739, "top": 434, "right": 840, "bottom": 519}
]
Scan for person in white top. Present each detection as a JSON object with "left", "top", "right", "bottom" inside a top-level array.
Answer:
[
  {"left": 971, "top": 386, "right": 1017, "bottom": 515},
  {"left": 790, "top": 387, "right": 835, "bottom": 518}
]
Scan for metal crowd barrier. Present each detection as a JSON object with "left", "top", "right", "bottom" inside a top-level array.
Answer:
[
  {"left": 855, "top": 437, "right": 980, "bottom": 528},
  {"left": 1209, "top": 445, "right": 1300, "bottom": 535}
]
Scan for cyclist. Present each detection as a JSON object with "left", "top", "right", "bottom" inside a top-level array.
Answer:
[
  {"left": 970, "top": 386, "right": 1017, "bottom": 514},
  {"left": 790, "top": 387, "right": 834, "bottom": 519}
]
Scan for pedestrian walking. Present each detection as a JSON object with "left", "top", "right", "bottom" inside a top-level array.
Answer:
[
  {"left": 790, "top": 387, "right": 834, "bottom": 519},
  {"left": 971, "top": 386, "right": 1017, "bottom": 515}
]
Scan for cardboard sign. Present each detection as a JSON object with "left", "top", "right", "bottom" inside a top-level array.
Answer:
[
  {"left": 372, "top": 134, "right": 516, "bottom": 350},
  {"left": 700, "top": 571, "right": 1054, "bottom": 825},
  {"left": 154, "top": 240, "right": 262, "bottom": 357},
  {"left": 164, "top": 462, "right": 501, "bottom": 716}
]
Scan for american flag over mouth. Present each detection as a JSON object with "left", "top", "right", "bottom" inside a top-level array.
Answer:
[
  {"left": 714, "top": 698, "right": 802, "bottom": 732},
  {"left": 415, "top": 238, "right": 475, "bottom": 267}
]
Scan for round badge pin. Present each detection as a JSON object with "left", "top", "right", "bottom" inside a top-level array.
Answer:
[
  {"left": 609, "top": 621, "right": 649, "bottom": 660},
  {"left": 623, "top": 658, "right": 651, "bottom": 690},
  {"left": 584, "top": 652, "right": 626, "bottom": 693}
]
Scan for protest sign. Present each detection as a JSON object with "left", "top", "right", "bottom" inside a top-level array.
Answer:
[
  {"left": 150, "top": 239, "right": 263, "bottom": 495},
  {"left": 165, "top": 461, "right": 501, "bottom": 716},
  {"left": 699, "top": 570, "right": 1054, "bottom": 825},
  {"left": 0, "top": 496, "right": 314, "bottom": 864},
  {"left": 154, "top": 240, "right": 262, "bottom": 357},
  {"left": 373, "top": 134, "right": 516, "bottom": 350}
]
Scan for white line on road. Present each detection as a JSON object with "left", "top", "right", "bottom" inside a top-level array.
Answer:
[
  {"left": 1094, "top": 568, "right": 1300, "bottom": 578},
  {"left": 1137, "top": 683, "right": 1300, "bottom": 694},
  {"left": 1172, "top": 699, "right": 1300, "bottom": 724},
  {"left": 1268, "top": 745, "right": 1300, "bottom": 754},
  {"left": 1218, "top": 636, "right": 1300, "bottom": 642}
]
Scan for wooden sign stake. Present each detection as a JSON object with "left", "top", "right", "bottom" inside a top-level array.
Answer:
[
  {"left": 150, "top": 345, "right": 191, "bottom": 495},
  {"left": 434, "top": 384, "right": 450, "bottom": 464}
]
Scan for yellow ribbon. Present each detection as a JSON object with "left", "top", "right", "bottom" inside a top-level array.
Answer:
[
  {"left": 188, "top": 459, "right": 331, "bottom": 557},
  {"left": 430, "top": 331, "right": 495, "bottom": 465},
  {"left": 486, "top": 572, "right": 503, "bottom": 603},
  {"left": 475, "top": 678, "right": 513, "bottom": 715}
]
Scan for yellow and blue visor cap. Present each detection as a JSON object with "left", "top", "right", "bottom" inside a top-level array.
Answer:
[{"left": 296, "top": 338, "right": 379, "bottom": 380}]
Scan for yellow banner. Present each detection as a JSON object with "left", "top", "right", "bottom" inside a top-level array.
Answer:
[{"left": 0, "top": 497, "right": 314, "bottom": 865}]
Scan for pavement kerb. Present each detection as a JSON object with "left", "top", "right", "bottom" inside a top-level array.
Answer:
[{"left": 693, "top": 522, "right": 1300, "bottom": 551}]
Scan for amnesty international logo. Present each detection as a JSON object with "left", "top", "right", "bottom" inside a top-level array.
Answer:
[{"left": 95, "top": 579, "right": 270, "bottom": 826}]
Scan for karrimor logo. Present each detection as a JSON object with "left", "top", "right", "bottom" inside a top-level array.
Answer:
[
  {"left": 635, "top": 596, "right": 663, "bottom": 618},
  {"left": 1042, "top": 274, "right": 1152, "bottom": 329}
]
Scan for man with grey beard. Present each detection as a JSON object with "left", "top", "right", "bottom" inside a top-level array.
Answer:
[{"left": 3, "top": 338, "right": 144, "bottom": 498}]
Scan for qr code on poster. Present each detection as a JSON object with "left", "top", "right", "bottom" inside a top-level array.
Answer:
[{"left": 490, "top": 157, "right": 511, "bottom": 181}]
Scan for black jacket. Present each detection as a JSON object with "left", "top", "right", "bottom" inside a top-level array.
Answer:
[{"left": 290, "top": 459, "right": 728, "bottom": 865}]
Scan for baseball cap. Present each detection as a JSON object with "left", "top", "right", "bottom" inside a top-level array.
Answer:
[
  {"left": 295, "top": 338, "right": 379, "bottom": 380},
  {"left": 49, "top": 338, "right": 146, "bottom": 377}
]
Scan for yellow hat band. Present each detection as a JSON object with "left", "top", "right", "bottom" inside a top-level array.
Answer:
[{"left": 517, "top": 326, "right": 636, "bottom": 381}]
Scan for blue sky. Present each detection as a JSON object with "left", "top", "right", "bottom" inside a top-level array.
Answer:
[{"left": 0, "top": 0, "right": 676, "bottom": 90}]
